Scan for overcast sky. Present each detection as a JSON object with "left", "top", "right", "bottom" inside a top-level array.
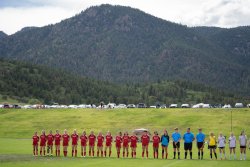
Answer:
[{"left": 0, "top": 0, "right": 250, "bottom": 35}]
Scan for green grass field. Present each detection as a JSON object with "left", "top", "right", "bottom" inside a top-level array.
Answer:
[{"left": 0, "top": 108, "right": 250, "bottom": 167}]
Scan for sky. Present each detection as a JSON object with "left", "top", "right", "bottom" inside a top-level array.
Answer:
[{"left": 0, "top": 0, "right": 250, "bottom": 35}]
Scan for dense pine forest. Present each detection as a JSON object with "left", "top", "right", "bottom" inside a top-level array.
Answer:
[{"left": 0, "top": 59, "right": 248, "bottom": 105}]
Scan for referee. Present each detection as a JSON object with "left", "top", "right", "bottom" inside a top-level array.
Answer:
[
  {"left": 196, "top": 128, "right": 205, "bottom": 159},
  {"left": 183, "top": 128, "right": 195, "bottom": 159},
  {"left": 172, "top": 127, "right": 181, "bottom": 159}
]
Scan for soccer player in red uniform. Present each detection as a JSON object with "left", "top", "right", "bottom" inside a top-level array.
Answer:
[
  {"left": 80, "top": 131, "right": 88, "bottom": 157},
  {"left": 141, "top": 131, "right": 150, "bottom": 158},
  {"left": 47, "top": 130, "right": 54, "bottom": 156},
  {"left": 130, "top": 132, "right": 138, "bottom": 158},
  {"left": 62, "top": 129, "right": 70, "bottom": 157},
  {"left": 123, "top": 132, "right": 130, "bottom": 158},
  {"left": 71, "top": 129, "right": 79, "bottom": 157},
  {"left": 105, "top": 131, "right": 113, "bottom": 157},
  {"left": 115, "top": 132, "right": 123, "bottom": 158},
  {"left": 54, "top": 130, "right": 61, "bottom": 157},
  {"left": 32, "top": 131, "right": 39, "bottom": 156},
  {"left": 152, "top": 131, "right": 161, "bottom": 159},
  {"left": 97, "top": 132, "right": 104, "bottom": 157},
  {"left": 88, "top": 131, "right": 96, "bottom": 157},
  {"left": 40, "top": 130, "right": 46, "bottom": 156}
]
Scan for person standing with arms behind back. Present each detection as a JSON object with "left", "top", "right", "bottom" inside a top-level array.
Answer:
[
  {"left": 229, "top": 132, "right": 236, "bottom": 160},
  {"left": 208, "top": 132, "right": 217, "bottom": 160},
  {"left": 196, "top": 128, "right": 205, "bottom": 160},
  {"left": 239, "top": 130, "right": 247, "bottom": 160},
  {"left": 183, "top": 128, "right": 195, "bottom": 159},
  {"left": 62, "top": 129, "right": 70, "bottom": 157},
  {"left": 172, "top": 127, "right": 181, "bottom": 159},
  {"left": 71, "top": 129, "right": 79, "bottom": 157},
  {"left": 40, "top": 130, "right": 46, "bottom": 156},
  {"left": 54, "top": 130, "right": 61, "bottom": 157},
  {"left": 160, "top": 130, "right": 169, "bottom": 159},
  {"left": 88, "top": 131, "right": 96, "bottom": 157},
  {"left": 218, "top": 132, "right": 226, "bottom": 160},
  {"left": 32, "top": 132, "right": 39, "bottom": 156},
  {"left": 152, "top": 131, "right": 161, "bottom": 159}
]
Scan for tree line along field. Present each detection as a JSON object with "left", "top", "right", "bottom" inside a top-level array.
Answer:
[{"left": 0, "top": 108, "right": 249, "bottom": 167}]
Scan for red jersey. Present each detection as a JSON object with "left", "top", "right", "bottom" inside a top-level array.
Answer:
[
  {"left": 105, "top": 135, "right": 113, "bottom": 146},
  {"left": 130, "top": 135, "right": 138, "bottom": 147},
  {"left": 71, "top": 134, "right": 79, "bottom": 145},
  {"left": 115, "top": 136, "right": 122, "bottom": 147},
  {"left": 152, "top": 135, "right": 160, "bottom": 147},
  {"left": 32, "top": 135, "right": 39, "bottom": 145},
  {"left": 141, "top": 134, "right": 150, "bottom": 146},
  {"left": 54, "top": 133, "right": 61, "bottom": 145},
  {"left": 47, "top": 134, "right": 54, "bottom": 145},
  {"left": 80, "top": 135, "right": 88, "bottom": 146},
  {"left": 40, "top": 134, "right": 46, "bottom": 146},
  {"left": 88, "top": 134, "right": 96, "bottom": 146},
  {"left": 62, "top": 134, "right": 70, "bottom": 146},
  {"left": 123, "top": 135, "right": 130, "bottom": 147},
  {"left": 97, "top": 135, "right": 104, "bottom": 147}
]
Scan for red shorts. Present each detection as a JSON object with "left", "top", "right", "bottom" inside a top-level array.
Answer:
[
  {"left": 55, "top": 141, "right": 60, "bottom": 146},
  {"left": 123, "top": 143, "right": 129, "bottom": 147},
  {"left": 81, "top": 143, "right": 87, "bottom": 147},
  {"left": 89, "top": 143, "right": 95, "bottom": 147},
  {"left": 130, "top": 144, "right": 137, "bottom": 148},
  {"left": 116, "top": 144, "right": 121, "bottom": 148},
  {"left": 142, "top": 143, "right": 148, "bottom": 147},
  {"left": 40, "top": 142, "right": 46, "bottom": 147},
  {"left": 63, "top": 142, "right": 69, "bottom": 146},
  {"left": 153, "top": 143, "right": 159, "bottom": 148},
  {"left": 106, "top": 143, "right": 112, "bottom": 147},
  {"left": 72, "top": 142, "right": 78, "bottom": 146},
  {"left": 97, "top": 143, "right": 103, "bottom": 147}
]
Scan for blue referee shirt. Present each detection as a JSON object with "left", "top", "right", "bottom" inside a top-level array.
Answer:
[
  {"left": 183, "top": 132, "right": 194, "bottom": 143},
  {"left": 196, "top": 132, "right": 205, "bottom": 142},
  {"left": 172, "top": 132, "right": 181, "bottom": 142}
]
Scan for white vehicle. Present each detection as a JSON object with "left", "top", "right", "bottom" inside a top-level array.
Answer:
[
  {"left": 181, "top": 104, "right": 190, "bottom": 108},
  {"left": 247, "top": 104, "right": 250, "bottom": 108},
  {"left": 77, "top": 104, "right": 86, "bottom": 108},
  {"left": 127, "top": 104, "right": 136, "bottom": 108},
  {"left": 192, "top": 103, "right": 210, "bottom": 108},
  {"left": 149, "top": 106, "right": 157, "bottom": 108},
  {"left": 222, "top": 104, "right": 232, "bottom": 108},
  {"left": 22, "top": 105, "right": 32, "bottom": 109},
  {"left": 235, "top": 103, "right": 244, "bottom": 108},
  {"left": 107, "top": 103, "right": 116, "bottom": 109},
  {"left": 169, "top": 104, "right": 178, "bottom": 108},
  {"left": 0, "top": 104, "right": 3, "bottom": 108},
  {"left": 117, "top": 104, "right": 127, "bottom": 108},
  {"left": 68, "top": 105, "right": 77, "bottom": 109}
]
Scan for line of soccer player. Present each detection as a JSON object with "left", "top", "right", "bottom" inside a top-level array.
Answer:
[{"left": 32, "top": 128, "right": 249, "bottom": 160}]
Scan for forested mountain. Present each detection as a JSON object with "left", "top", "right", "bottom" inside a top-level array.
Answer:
[
  {"left": 0, "top": 59, "right": 248, "bottom": 105},
  {"left": 0, "top": 5, "right": 250, "bottom": 94}
]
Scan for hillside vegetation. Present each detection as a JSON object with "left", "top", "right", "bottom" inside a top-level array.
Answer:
[{"left": 0, "top": 5, "right": 250, "bottom": 94}]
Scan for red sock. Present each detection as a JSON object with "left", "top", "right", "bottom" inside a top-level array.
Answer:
[
  {"left": 104, "top": 151, "right": 106, "bottom": 157},
  {"left": 58, "top": 150, "right": 60, "bottom": 156},
  {"left": 72, "top": 150, "right": 74, "bottom": 157},
  {"left": 109, "top": 151, "right": 111, "bottom": 157},
  {"left": 101, "top": 151, "right": 103, "bottom": 157},
  {"left": 89, "top": 151, "right": 91, "bottom": 156},
  {"left": 153, "top": 152, "right": 155, "bottom": 158},
  {"left": 142, "top": 151, "right": 144, "bottom": 157},
  {"left": 36, "top": 150, "right": 38, "bottom": 155},
  {"left": 84, "top": 151, "right": 86, "bottom": 156},
  {"left": 81, "top": 152, "right": 83, "bottom": 156},
  {"left": 123, "top": 151, "right": 125, "bottom": 157},
  {"left": 40, "top": 150, "right": 42, "bottom": 156},
  {"left": 156, "top": 151, "right": 158, "bottom": 159},
  {"left": 118, "top": 152, "right": 120, "bottom": 158},
  {"left": 75, "top": 150, "right": 77, "bottom": 157},
  {"left": 146, "top": 151, "right": 148, "bottom": 158},
  {"left": 132, "top": 151, "right": 133, "bottom": 158},
  {"left": 134, "top": 151, "right": 136, "bottom": 157},
  {"left": 63, "top": 151, "right": 65, "bottom": 157},
  {"left": 92, "top": 151, "right": 94, "bottom": 157},
  {"left": 33, "top": 150, "right": 35, "bottom": 155}
]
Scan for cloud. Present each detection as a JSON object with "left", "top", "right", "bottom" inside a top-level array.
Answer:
[{"left": 0, "top": 0, "right": 250, "bottom": 35}]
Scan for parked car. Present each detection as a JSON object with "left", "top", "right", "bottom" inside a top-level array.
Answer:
[
  {"left": 181, "top": 104, "right": 190, "bottom": 108},
  {"left": 169, "top": 104, "right": 178, "bottom": 108},
  {"left": 192, "top": 103, "right": 210, "bottom": 108},
  {"left": 235, "top": 103, "right": 244, "bottom": 108},
  {"left": 3, "top": 104, "right": 10, "bottom": 108},
  {"left": 117, "top": 104, "right": 127, "bottom": 108},
  {"left": 107, "top": 103, "right": 116, "bottom": 109},
  {"left": 137, "top": 103, "right": 146, "bottom": 108},
  {"left": 149, "top": 106, "right": 156, "bottom": 108},
  {"left": 127, "top": 104, "right": 136, "bottom": 108},
  {"left": 222, "top": 104, "right": 232, "bottom": 108},
  {"left": 13, "top": 104, "right": 21, "bottom": 109}
]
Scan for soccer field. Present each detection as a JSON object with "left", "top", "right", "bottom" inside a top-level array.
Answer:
[{"left": 0, "top": 108, "right": 249, "bottom": 167}]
